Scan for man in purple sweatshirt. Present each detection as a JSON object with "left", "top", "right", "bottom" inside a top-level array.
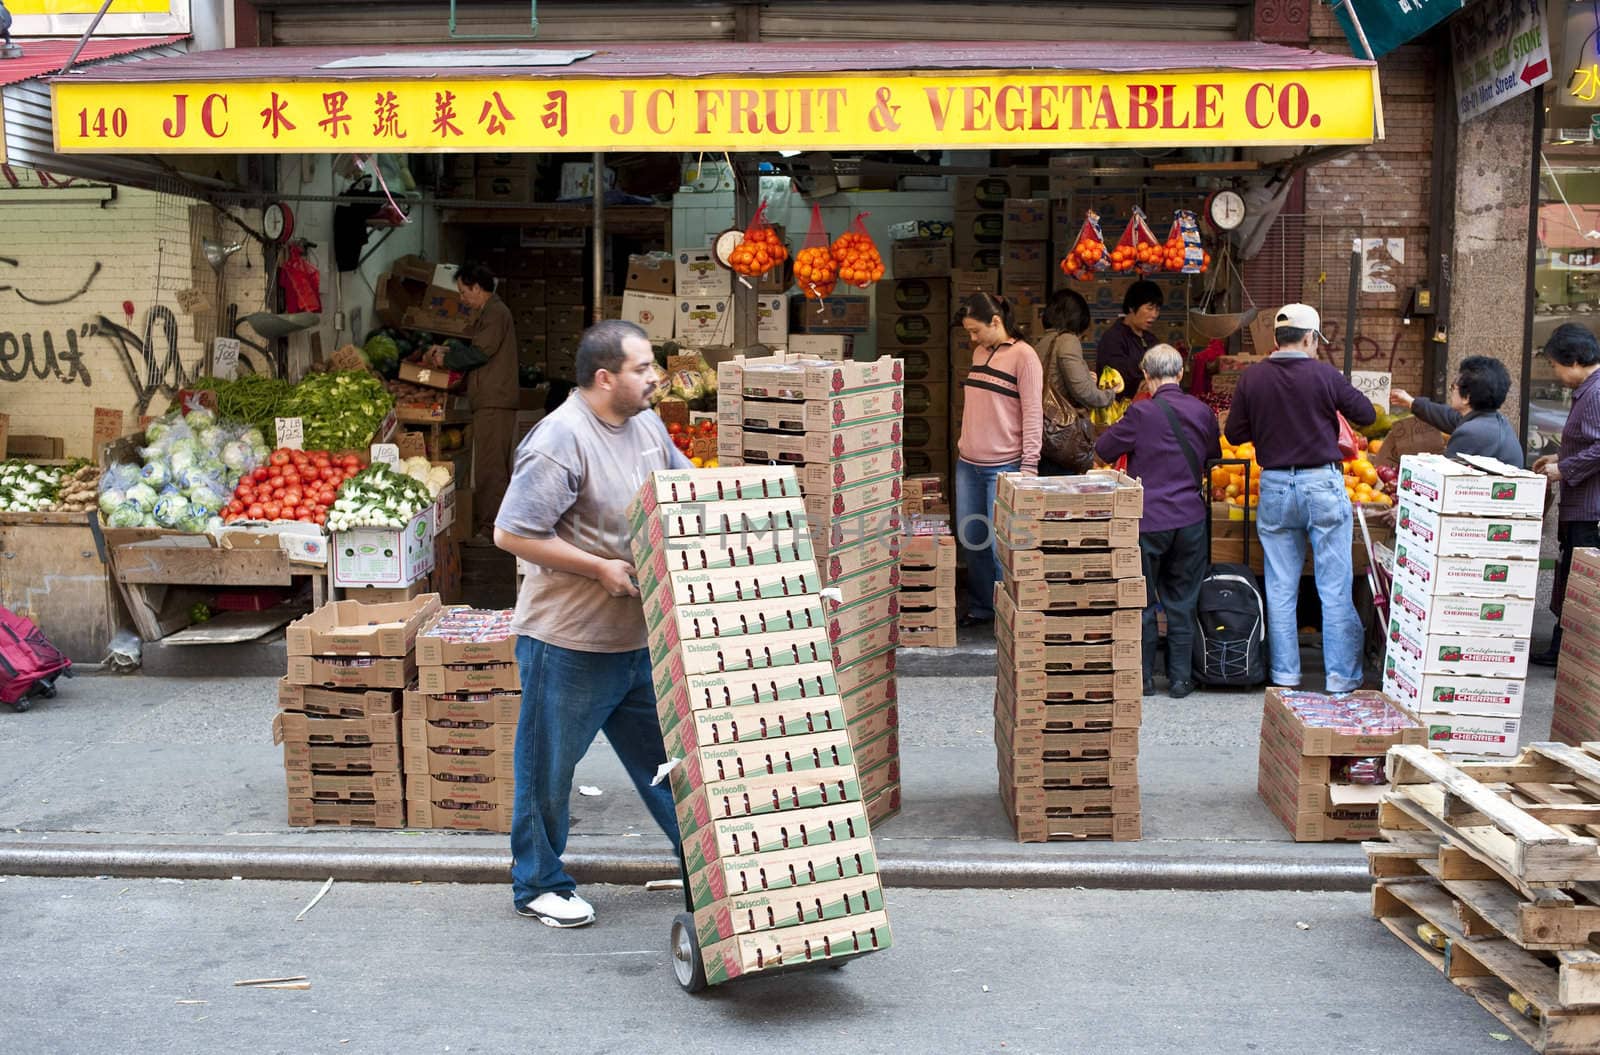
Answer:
[{"left": 1225, "top": 304, "right": 1377, "bottom": 692}]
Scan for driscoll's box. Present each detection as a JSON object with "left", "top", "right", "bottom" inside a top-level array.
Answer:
[
  {"left": 681, "top": 800, "right": 871, "bottom": 878},
  {"left": 1396, "top": 453, "right": 1546, "bottom": 518},
  {"left": 1381, "top": 650, "right": 1526, "bottom": 718},
  {"left": 1395, "top": 499, "right": 1543, "bottom": 559},
  {"left": 674, "top": 764, "right": 864, "bottom": 840},
  {"left": 1389, "top": 577, "right": 1536, "bottom": 638},
  {"left": 692, "top": 873, "right": 884, "bottom": 947},
  {"left": 1386, "top": 610, "right": 1531, "bottom": 679}
]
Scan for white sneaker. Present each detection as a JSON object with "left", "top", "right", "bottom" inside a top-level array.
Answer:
[{"left": 518, "top": 891, "right": 595, "bottom": 928}]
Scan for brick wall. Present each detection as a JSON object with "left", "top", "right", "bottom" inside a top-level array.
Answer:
[{"left": 0, "top": 167, "right": 266, "bottom": 457}]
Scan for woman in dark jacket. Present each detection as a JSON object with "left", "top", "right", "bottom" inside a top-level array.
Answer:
[
  {"left": 1035, "top": 289, "right": 1123, "bottom": 475},
  {"left": 1094, "top": 279, "right": 1165, "bottom": 389},
  {"left": 1390, "top": 356, "right": 1524, "bottom": 467}
]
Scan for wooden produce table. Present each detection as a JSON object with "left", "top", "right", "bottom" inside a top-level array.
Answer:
[
  {"left": 1209, "top": 502, "right": 1393, "bottom": 577},
  {"left": 0, "top": 511, "right": 117, "bottom": 663}
]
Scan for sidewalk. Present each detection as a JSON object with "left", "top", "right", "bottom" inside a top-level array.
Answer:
[{"left": 0, "top": 633, "right": 1561, "bottom": 891}]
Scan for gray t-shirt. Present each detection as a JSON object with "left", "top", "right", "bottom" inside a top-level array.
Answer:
[{"left": 496, "top": 390, "right": 690, "bottom": 653}]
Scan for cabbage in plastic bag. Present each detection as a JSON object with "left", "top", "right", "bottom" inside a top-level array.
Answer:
[
  {"left": 139, "top": 462, "right": 169, "bottom": 489},
  {"left": 153, "top": 492, "right": 191, "bottom": 528},
  {"left": 124, "top": 482, "right": 158, "bottom": 512},
  {"left": 106, "top": 505, "right": 145, "bottom": 528}
]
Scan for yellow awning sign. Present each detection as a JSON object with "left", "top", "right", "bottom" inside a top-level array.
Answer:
[
  {"left": 12, "top": 0, "right": 168, "bottom": 12},
  {"left": 52, "top": 68, "right": 1380, "bottom": 153}
]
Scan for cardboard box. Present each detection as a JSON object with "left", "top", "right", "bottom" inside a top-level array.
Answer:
[
  {"left": 996, "top": 722, "right": 1141, "bottom": 762},
  {"left": 732, "top": 390, "right": 903, "bottom": 435},
  {"left": 953, "top": 244, "right": 1004, "bottom": 273},
  {"left": 647, "top": 592, "right": 829, "bottom": 655},
  {"left": 993, "top": 589, "right": 1141, "bottom": 644},
  {"left": 284, "top": 770, "right": 404, "bottom": 802},
  {"left": 902, "top": 448, "right": 952, "bottom": 478},
  {"left": 680, "top": 800, "right": 871, "bottom": 882},
  {"left": 1000, "top": 576, "right": 1147, "bottom": 614},
  {"left": 901, "top": 382, "right": 948, "bottom": 418},
  {"left": 405, "top": 798, "right": 511, "bottom": 832},
  {"left": 1390, "top": 541, "right": 1539, "bottom": 600},
  {"left": 877, "top": 279, "right": 951, "bottom": 317},
  {"left": 272, "top": 709, "right": 401, "bottom": 746},
  {"left": 692, "top": 873, "right": 885, "bottom": 947},
  {"left": 893, "top": 346, "right": 951, "bottom": 383},
  {"left": 1396, "top": 454, "right": 1546, "bottom": 518},
  {"left": 1001, "top": 241, "right": 1051, "bottom": 283},
  {"left": 626, "top": 253, "right": 676, "bottom": 294},
  {"left": 415, "top": 613, "right": 517, "bottom": 666},
  {"left": 621, "top": 291, "right": 676, "bottom": 342},
  {"left": 635, "top": 534, "right": 817, "bottom": 604},
  {"left": 1381, "top": 650, "right": 1526, "bottom": 718},
  {"left": 403, "top": 717, "right": 518, "bottom": 754},
  {"left": 1395, "top": 499, "right": 1544, "bottom": 559},
  {"left": 786, "top": 334, "right": 852, "bottom": 361},
  {"left": 891, "top": 239, "right": 953, "bottom": 278},
  {"left": 791, "top": 296, "right": 874, "bottom": 336},
  {"left": 997, "top": 660, "right": 1143, "bottom": 704},
  {"left": 996, "top": 683, "right": 1142, "bottom": 730},
  {"left": 821, "top": 530, "right": 903, "bottom": 588},
  {"left": 661, "top": 694, "right": 850, "bottom": 769},
  {"left": 878, "top": 312, "right": 951, "bottom": 352},
  {"left": 901, "top": 535, "right": 957, "bottom": 569},
  {"left": 405, "top": 772, "right": 513, "bottom": 807},
  {"left": 403, "top": 745, "right": 515, "bottom": 782},
  {"left": 285, "top": 653, "right": 417, "bottom": 691},
  {"left": 545, "top": 276, "right": 587, "bottom": 308},
  {"left": 954, "top": 175, "right": 1031, "bottom": 209},
  {"left": 1259, "top": 687, "right": 1423, "bottom": 756},
  {"left": 654, "top": 624, "right": 831, "bottom": 682},
  {"left": 281, "top": 740, "right": 401, "bottom": 773},
  {"left": 475, "top": 172, "right": 532, "bottom": 203},
  {"left": 675, "top": 249, "right": 731, "bottom": 297},
  {"left": 1407, "top": 710, "right": 1523, "bottom": 757},
  {"left": 672, "top": 727, "right": 860, "bottom": 801},
  {"left": 630, "top": 496, "right": 808, "bottom": 545},
  {"left": 402, "top": 689, "right": 519, "bottom": 724},
  {"left": 994, "top": 506, "right": 1140, "bottom": 551},
  {"left": 997, "top": 544, "right": 1143, "bottom": 583},
  {"left": 1388, "top": 577, "right": 1537, "bottom": 638},
  {"left": 331, "top": 509, "right": 435, "bottom": 590},
  {"left": 997, "top": 471, "right": 1143, "bottom": 520},
  {"left": 1003, "top": 801, "right": 1143, "bottom": 842},
  {"left": 756, "top": 295, "right": 790, "bottom": 346},
  {"left": 997, "top": 634, "right": 1141, "bottom": 673},
  {"left": 397, "top": 360, "right": 462, "bottom": 392},
  {"left": 829, "top": 614, "right": 900, "bottom": 673},
  {"left": 287, "top": 799, "right": 405, "bottom": 828},
  {"left": 1003, "top": 198, "right": 1051, "bottom": 241},
  {"left": 285, "top": 595, "right": 441, "bottom": 658},
  {"left": 675, "top": 298, "right": 733, "bottom": 348},
  {"left": 673, "top": 764, "right": 863, "bottom": 841},
  {"left": 417, "top": 662, "right": 522, "bottom": 694},
  {"left": 1385, "top": 610, "right": 1530, "bottom": 678},
  {"left": 740, "top": 356, "right": 902, "bottom": 400},
  {"left": 338, "top": 579, "right": 432, "bottom": 606},
  {"left": 277, "top": 681, "right": 401, "bottom": 718}
]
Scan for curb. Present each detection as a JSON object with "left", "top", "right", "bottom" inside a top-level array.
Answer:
[{"left": 0, "top": 842, "right": 1371, "bottom": 893}]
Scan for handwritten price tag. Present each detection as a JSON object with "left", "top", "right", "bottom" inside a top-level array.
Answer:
[
  {"left": 92, "top": 407, "right": 124, "bottom": 452},
  {"left": 370, "top": 443, "right": 401, "bottom": 469},
  {"left": 275, "top": 417, "right": 304, "bottom": 450},
  {"left": 1351, "top": 370, "right": 1392, "bottom": 410},
  {"left": 212, "top": 338, "right": 241, "bottom": 381}
]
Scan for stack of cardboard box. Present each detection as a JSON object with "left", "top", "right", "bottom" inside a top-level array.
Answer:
[
  {"left": 484, "top": 240, "right": 587, "bottom": 381},
  {"left": 621, "top": 248, "right": 791, "bottom": 352},
  {"left": 627, "top": 466, "right": 892, "bottom": 983},
  {"left": 275, "top": 595, "right": 442, "bottom": 829},
  {"left": 715, "top": 356, "right": 905, "bottom": 822},
  {"left": 1555, "top": 549, "right": 1600, "bottom": 743},
  {"left": 404, "top": 607, "right": 521, "bottom": 832},
  {"left": 1381, "top": 454, "right": 1545, "bottom": 757},
  {"left": 991, "top": 472, "right": 1146, "bottom": 843},
  {"left": 1002, "top": 197, "right": 1050, "bottom": 335},
  {"left": 1257, "top": 687, "right": 1424, "bottom": 842},
  {"left": 899, "top": 532, "right": 956, "bottom": 649},
  {"left": 877, "top": 277, "right": 950, "bottom": 480}
]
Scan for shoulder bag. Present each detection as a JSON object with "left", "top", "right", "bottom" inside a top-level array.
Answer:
[{"left": 1038, "top": 334, "right": 1097, "bottom": 474}]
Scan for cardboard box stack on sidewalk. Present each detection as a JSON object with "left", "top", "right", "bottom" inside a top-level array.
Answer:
[
  {"left": 276, "top": 594, "right": 442, "bottom": 828},
  {"left": 716, "top": 355, "right": 906, "bottom": 823},
  {"left": 1256, "top": 688, "right": 1424, "bottom": 842},
  {"left": 1381, "top": 454, "right": 1545, "bottom": 757},
  {"left": 991, "top": 471, "right": 1146, "bottom": 843},
  {"left": 1554, "top": 548, "right": 1600, "bottom": 743},
  {"left": 899, "top": 528, "right": 956, "bottom": 649},
  {"left": 628, "top": 466, "right": 893, "bottom": 983},
  {"left": 404, "top": 607, "right": 521, "bottom": 833}
]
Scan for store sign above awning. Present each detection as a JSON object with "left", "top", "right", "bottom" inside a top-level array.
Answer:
[
  {"left": 1332, "top": 0, "right": 1466, "bottom": 59},
  {"left": 47, "top": 42, "right": 1382, "bottom": 155}
]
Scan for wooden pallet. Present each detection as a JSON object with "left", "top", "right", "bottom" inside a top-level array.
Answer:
[
  {"left": 1385, "top": 744, "right": 1600, "bottom": 887},
  {"left": 1372, "top": 877, "right": 1600, "bottom": 1053}
]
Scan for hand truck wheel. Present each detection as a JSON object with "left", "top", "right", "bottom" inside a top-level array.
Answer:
[{"left": 670, "top": 912, "right": 708, "bottom": 993}]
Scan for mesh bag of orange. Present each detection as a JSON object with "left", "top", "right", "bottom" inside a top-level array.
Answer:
[
  {"left": 1058, "top": 210, "right": 1110, "bottom": 282},
  {"left": 1111, "top": 207, "right": 1164, "bottom": 275},
  {"left": 1162, "top": 210, "right": 1210, "bottom": 274},
  {"left": 727, "top": 201, "right": 788, "bottom": 280},
  {"left": 794, "top": 203, "right": 839, "bottom": 300},
  {"left": 830, "top": 212, "right": 885, "bottom": 289}
]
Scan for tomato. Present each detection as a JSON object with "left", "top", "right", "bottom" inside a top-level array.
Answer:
[
  {"left": 342, "top": 454, "right": 362, "bottom": 470},
  {"left": 297, "top": 512, "right": 314, "bottom": 523},
  {"left": 264, "top": 503, "right": 282, "bottom": 519},
  {"left": 251, "top": 467, "right": 268, "bottom": 483},
  {"left": 235, "top": 489, "right": 254, "bottom": 504},
  {"left": 270, "top": 451, "right": 290, "bottom": 467},
  {"left": 282, "top": 470, "right": 300, "bottom": 485},
  {"left": 318, "top": 466, "right": 336, "bottom": 482},
  {"left": 284, "top": 489, "right": 303, "bottom": 506},
  {"left": 313, "top": 511, "right": 327, "bottom": 526},
  {"left": 282, "top": 505, "right": 297, "bottom": 519},
  {"left": 313, "top": 455, "right": 331, "bottom": 469},
  {"left": 247, "top": 503, "right": 265, "bottom": 519}
]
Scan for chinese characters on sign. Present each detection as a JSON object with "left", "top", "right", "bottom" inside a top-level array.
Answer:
[
  {"left": 53, "top": 69, "right": 1380, "bottom": 153},
  {"left": 1451, "top": 0, "right": 1550, "bottom": 122}
]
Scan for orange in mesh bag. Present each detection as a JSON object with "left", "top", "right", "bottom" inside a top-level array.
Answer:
[
  {"left": 795, "top": 203, "right": 838, "bottom": 300},
  {"left": 1111, "top": 207, "right": 1163, "bottom": 275},
  {"left": 1161, "top": 210, "right": 1211, "bottom": 274},
  {"left": 1058, "top": 210, "right": 1110, "bottom": 282},
  {"left": 830, "top": 212, "right": 885, "bottom": 289},
  {"left": 727, "top": 201, "right": 788, "bottom": 279}
]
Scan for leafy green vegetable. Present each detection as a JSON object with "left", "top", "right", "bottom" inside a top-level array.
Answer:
[
  {"left": 327, "top": 463, "right": 435, "bottom": 532},
  {"left": 281, "top": 371, "right": 396, "bottom": 451}
]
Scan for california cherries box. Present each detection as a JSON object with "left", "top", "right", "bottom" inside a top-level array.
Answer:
[
  {"left": 1385, "top": 609, "right": 1530, "bottom": 679},
  {"left": 1390, "top": 542, "right": 1539, "bottom": 600},
  {"left": 1395, "top": 498, "right": 1543, "bottom": 559},
  {"left": 1396, "top": 453, "right": 1546, "bottom": 518},
  {"left": 1388, "top": 576, "right": 1537, "bottom": 638},
  {"left": 1381, "top": 650, "right": 1526, "bottom": 718}
]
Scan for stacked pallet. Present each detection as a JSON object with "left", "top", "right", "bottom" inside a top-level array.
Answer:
[
  {"left": 992, "top": 471, "right": 1145, "bottom": 843},
  {"left": 1383, "top": 454, "right": 1546, "bottom": 757},
  {"left": 1555, "top": 549, "right": 1600, "bottom": 744},
  {"left": 899, "top": 530, "right": 956, "bottom": 649},
  {"left": 1366, "top": 742, "right": 1600, "bottom": 1053},
  {"left": 403, "top": 607, "right": 520, "bottom": 832},
  {"left": 1256, "top": 688, "right": 1424, "bottom": 842},
  {"left": 628, "top": 466, "right": 892, "bottom": 984},
  {"left": 717, "top": 355, "right": 905, "bottom": 823},
  {"left": 275, "top": 595, "right": 441, "bottom": 829}
]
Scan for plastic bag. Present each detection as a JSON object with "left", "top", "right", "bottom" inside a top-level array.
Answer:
[
  {"left": 1058, "top": 210, "right": 1110, "bottom": 282},
  {"left": 1163, "top": 210, "right": 1208, "bottom": 274},
  {"left": 830, "top": 212, "right": 885, "bottom": 290},
  {"left": 279, "top": 244, "right": 322, "bottom": 314},
  {"left": 1111, "top": 207, "right": 1163, "bottom": 275},
  {"left": 728, "top": 201, "right": 788, "bottom": 280},
  {"left": 794, "top": 203, "right": 838, "bottom": 300}
]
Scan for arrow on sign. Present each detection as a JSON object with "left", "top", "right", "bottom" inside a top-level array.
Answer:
[{"left": 1522, "top": 58, "right": 1550, "bottom": 85}]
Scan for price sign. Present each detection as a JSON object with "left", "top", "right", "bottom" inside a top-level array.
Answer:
[
  {"left": 1351, "top": 371, "right": 1392, "bottom": 410},
  {"left": 370, "top": 443, "right": 401, "bottom": 469},
  {"left": 275, "top": 417, "right": 304, "bottom": 450},
  {"left": 212, "top": 337, "right": 241, "bottom": 380},
  {"left": 92, "top": 407, "right": 124, "bottom": 452}
]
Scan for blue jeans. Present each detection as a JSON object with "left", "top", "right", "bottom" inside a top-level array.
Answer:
[
  {"left": 510, "top": 637, "right": 680, "bottom": 908},
  {"left": 1255, "top": 466, "right": 1364, "bottom": 693},
  {"left": 955, "top": 458, "right": 1019, "bottom": 619}
]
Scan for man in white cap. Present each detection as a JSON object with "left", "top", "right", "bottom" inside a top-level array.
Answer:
[{"left": 1224, "top": 304, "right": 1377, "bottom": 692}]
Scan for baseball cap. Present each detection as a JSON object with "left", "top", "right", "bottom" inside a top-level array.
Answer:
[{"left": 1275, "top": 303, "right": 1325, "bottom": 342}]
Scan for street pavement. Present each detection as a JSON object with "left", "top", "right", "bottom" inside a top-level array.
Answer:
[{"left": 2, "top": 876, "right": 1522, "bottom": 1055}]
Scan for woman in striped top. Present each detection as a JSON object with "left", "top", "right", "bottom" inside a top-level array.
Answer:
[{"left": 954, "top": 291, "right": 1044, "bottom": 627}]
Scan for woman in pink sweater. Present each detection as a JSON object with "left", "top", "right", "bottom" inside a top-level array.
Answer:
[{"left": 955, "top": 291, "right": 1043, "bottom": 627}]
